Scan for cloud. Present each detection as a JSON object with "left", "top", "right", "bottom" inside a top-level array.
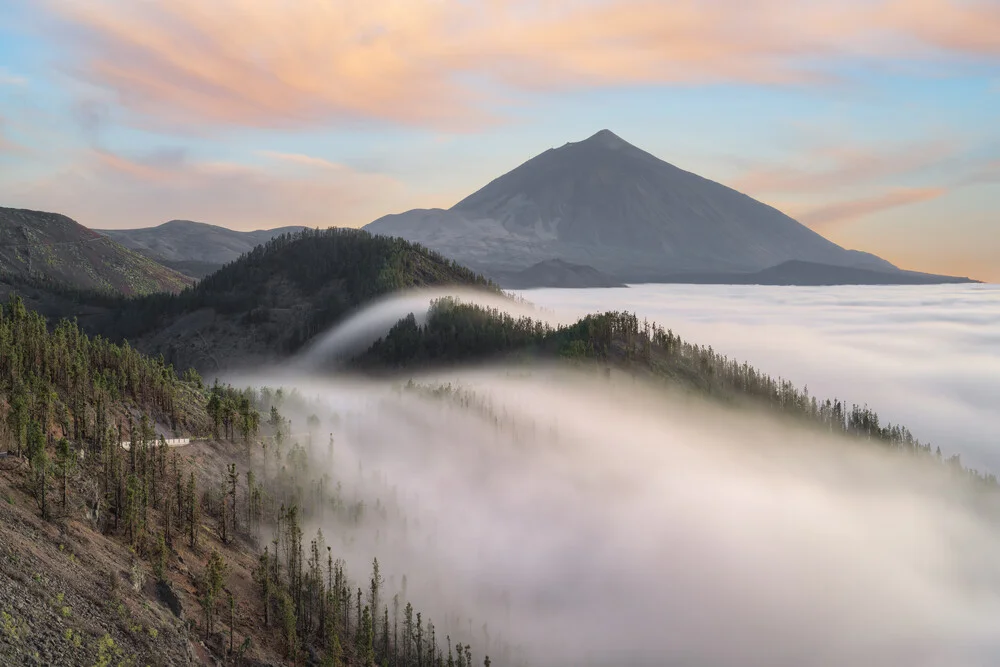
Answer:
[
  {"left": 221, "top": 282, "right": 1000, "bottom": 666},
  {"left": 521, "top": 283, "right": 1000, "bottom": 468},
  {"left": 0, "top": 116, "right": 26, "bottom": 155},
  {"left": 256, "top": 151, "right": 347, "bottom": 171},
  {"left": 734, "top": 140, "right": 958, "bottom": 194},
  {"left": 880, "top": 0, "right": 1000, "bottom": 57},
  {"left": 795, "top": 187, "right": 948, "bottom": 227},
  {"left": 0, "top": 146, "right": 408, "bottom": 229},
  {"left": 41, "top": 0, "right": 1000, "bottom": 131},
  {"left": 960, "top": 159, "right": 1000, "bottom": 186},
  {"left": 0, "top": 67, "right": 27, "bottom": 86}
]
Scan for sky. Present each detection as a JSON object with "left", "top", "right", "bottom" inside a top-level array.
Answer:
[{"left": 0, "top": 0, "right": 997, "bottom": 281}]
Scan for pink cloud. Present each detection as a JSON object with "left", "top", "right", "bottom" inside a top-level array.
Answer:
[
  {"left": 43, "top": 0, "right": 1000, "bottom": 131},
  {"left": 256, "top": 151, "right": 347, "bottom": 171},
  {"left": 0, "top": 147, "right": 411, "bottom": 230},
  {"left": 0, "top": 116, "right": 27, "bottom": 155},
  {"left": 734, "top": 140, "right": 958, "bottom": 194},
  {"left": 795, "top": 187, "right": 949, "bottom": 227}
]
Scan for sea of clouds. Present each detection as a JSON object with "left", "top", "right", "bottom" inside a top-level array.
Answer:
[
  {"left": 233, "top": 283, "right": 1000, "bottom": 667},
  {"left": 519, "top": 283, "right": 1000, "bottom": 474}
]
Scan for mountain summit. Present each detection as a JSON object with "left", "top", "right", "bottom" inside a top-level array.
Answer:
[{"left": 365, "top": 130, "right": 902, "bottom": 282}]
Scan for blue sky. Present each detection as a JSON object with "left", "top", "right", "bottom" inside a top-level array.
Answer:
[{"left": 0, "top": 0, "right": 997, "bottom": 280}]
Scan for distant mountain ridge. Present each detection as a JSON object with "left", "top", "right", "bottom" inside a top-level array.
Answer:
[
  {"left": 98, "top": 219, "right": 309, "bottom": 277},
  {"left": 364, "top": 130, "right": 971, "bottom": 284},
  {"left": 493, "top": 259, "right": 627, "bottom": 289},
  {"left": 0, "top": 206, "right": 192, "bottom": 295}
]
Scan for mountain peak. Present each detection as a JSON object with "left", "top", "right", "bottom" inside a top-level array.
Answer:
[{"left": 580, "top": 129, "right": 629, "bottom": 149}]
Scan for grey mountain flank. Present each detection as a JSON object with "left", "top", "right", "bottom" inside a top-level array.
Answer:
[
  {"left": 98, "top": 219, "right": 308, "bottom": 277},
  {"left": 365, "top": 130, "right": 974, "bottom": 285},
  {"left": 493, "top": 259, "right": 627, "bottom": 289}
]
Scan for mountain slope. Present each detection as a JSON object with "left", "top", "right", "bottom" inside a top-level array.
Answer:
[
  {"left": 90, "top": 228, "right": 500, "bottom": 373},
  {"left": 364, "top": 130, "right": 940, "bottom": 282},
  {"left": 0, "top": 207, "right": 193, "bottom": 295},
  {"left": 658, "top": 260, "right": 978, "bottom": 286},
  {"left": 98, "top": 220, "right": 310, "bottom": 275}
]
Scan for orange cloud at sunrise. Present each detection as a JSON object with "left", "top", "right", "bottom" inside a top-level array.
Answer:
[{"left": 47, "top": 0, "right": 1000, "bottom": 130}]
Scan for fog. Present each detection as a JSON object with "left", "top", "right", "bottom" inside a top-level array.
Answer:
[
  {"left": 520, "top": 283, "right": 1000, "bottom": 472},
  {"left": 297, "top": 288, "right": 544, "bottom": 366},
  {"left": 226, "top": 286, "right": 1000, "bottom": 667}
]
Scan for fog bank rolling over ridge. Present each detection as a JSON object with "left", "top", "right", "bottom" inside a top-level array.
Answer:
[
  {"left": 520, "top": 283, "right": 1000, "bottom": 472},
  {"left": 222, "top": 362, "right": 1000, "bottom": 667}
]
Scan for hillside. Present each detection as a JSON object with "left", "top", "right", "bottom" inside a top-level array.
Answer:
[
  {"left": 98, "top": 220, "right": 310, "bottom": 277},
  {"left": 2, "top": 291, "right": 997, "bottom": 666},
  {"left": 0, "top": 207, "right": 193, "bottom": 296},
  {"left": 365, "top": 130, "right": 971, "bottom": 284},
  {"left": 0, "top": 295, "right": 499, "bottom": 666},
  {"left": 89, "top": 228, "right": 501, "bottom": 373}
]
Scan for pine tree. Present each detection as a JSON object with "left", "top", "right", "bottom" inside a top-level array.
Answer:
[
  {"left": 188, "top": 472, "right": 199, "bottom": 549},
  {"left": 199, "top": 550, "right": 228, "bottom": 636},
  {"left": 404, "top": 602, "right": 414, "bottom": 666},
  {"left": 416, "top": 612, "right": 424, "bottom": 667},
  {"left": 56, "top": 437, "right": 72, "bottom": 510},
  {"left": 381, "top": 606, "right": 389, "bottom": 666},
  {"left": 358, "top": 605, "right": 375, "bottom": 667},
  {"left": 228, "top": 463, "right": 239, "bottom": 537},
  {"left": 153, "top": 530, "right": 167, "bottom": 583},
  {"left": 369, "top": 557, "right": 383, "bottom": 641},
  {"left": 229, "top": 592, "right": 236, "bottom": 654},
  {"left": 322, "top": 622, "right": 341, "bottom": 667},
  {"left": 33, "top": 443, "right": 49, "bottom": 519},
  {"left": 258, "top": 548, "right": 271, "bottom": 628},
  {"left": 281, "top": 591, "right": 298, "bottom": 661}
]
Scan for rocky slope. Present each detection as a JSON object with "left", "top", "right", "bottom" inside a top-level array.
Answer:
[{"left": 0, "top": 207, "right": 193, "bottom": 295}]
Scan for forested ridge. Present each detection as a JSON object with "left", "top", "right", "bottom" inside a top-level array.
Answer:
[
  {"left": 92, "top": 228, "right": 500, "bottom": 346},
  {"left": 0, "top": 294, "right": 509, "bottom": 666},
  {"left": 361, "top": 297, "right": 992, "bottom": 485},
  {"left": 20, "top": 228, "right": 502, "bottom": 373},
  {"left": 1, "top": 284, "right": 995, "bottom": 665}
]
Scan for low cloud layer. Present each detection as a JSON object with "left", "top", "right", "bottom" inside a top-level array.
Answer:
[
  {"left": 521, "top": 283, "right": 1000, "bottom": 472},
  {"left": 232, "top": 358, "right": 1000, "bottom": 667}
]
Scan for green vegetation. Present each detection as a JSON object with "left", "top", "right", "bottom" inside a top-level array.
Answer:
[
  {"left": 2, "top": 610, "right": 26, "bottom": 642},
  {"left": 92, "top": 228, "right": 501, "bottom": 354},
  {"left": 1, "top": 267, "right": 992, "bottom": 666},
  {"left": 0, "top": 294, "right": 502, "bottom": 664},
  {"left": 361, "top": 297, "right": 990, "bottom": 484}
]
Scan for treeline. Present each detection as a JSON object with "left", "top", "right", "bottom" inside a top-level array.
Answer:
[
  {"left": 362, "top": 298, "right": 993, "bottom": 485},
  {"left": 85, "top": 228, "right": 501, "bottom": 350},
  {"left": 0, "top": 293, "right": 207, "bottom": 521},
  {"left": 0, "top": 293, "right": 503, "bottom": 663},
  {"left": 0, "top": 293, "right": 204, "bottom": 447},
  {"left": 192, "top": 384, "right": 510, "bottom": 665}
]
